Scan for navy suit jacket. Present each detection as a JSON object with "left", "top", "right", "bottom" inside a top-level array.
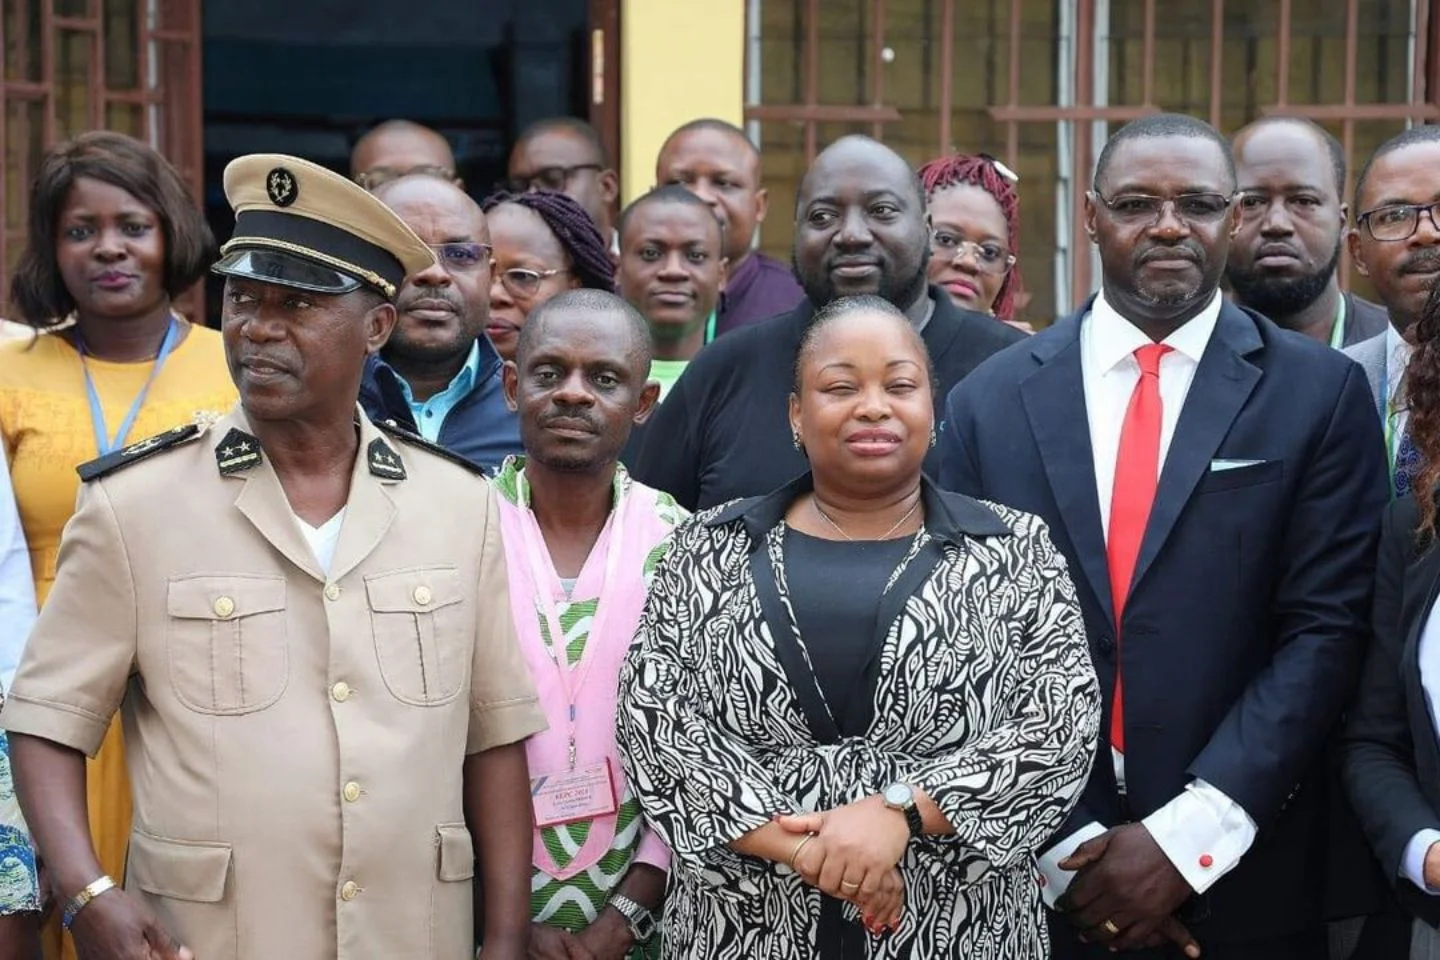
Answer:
[{"left": 938, "top": 297, "right": 1388, "bottom": 943}]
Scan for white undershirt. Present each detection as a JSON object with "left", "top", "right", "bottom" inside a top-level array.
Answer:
[{"left": 296, "top": 508, "right": 346, "bottom": 575}]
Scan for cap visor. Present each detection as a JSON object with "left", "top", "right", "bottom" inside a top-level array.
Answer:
[{"left": 211, "top": 248, "right": 362, "bottom": 294}]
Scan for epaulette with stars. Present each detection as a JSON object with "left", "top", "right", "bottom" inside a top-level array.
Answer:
[
  {"left": 372, "top": 419, "right": 490, "bottom": 477},
  {"left": 76, "top": 424, "right": 203, "bottom": 482}
]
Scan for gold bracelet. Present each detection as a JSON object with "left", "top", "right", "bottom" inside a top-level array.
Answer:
[{"left": 788, "top": 831, "right": 817, "bottom": 868}]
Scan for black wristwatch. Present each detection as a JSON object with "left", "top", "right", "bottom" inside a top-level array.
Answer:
[
  {"left": 882, "top": 782, "right": 925, "bottom": 837},
  {"left": 608, "top": 892, "right": 658, "bottom": 942}
]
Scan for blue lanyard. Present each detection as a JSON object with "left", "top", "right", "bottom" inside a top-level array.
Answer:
[{"left": 77, "top": 316, "right": 181, "bottom": 455}]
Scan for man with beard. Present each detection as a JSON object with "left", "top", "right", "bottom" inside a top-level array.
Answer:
[
  {"left": 1226, "top": 117, "right": 1387, "bottom": 348},
  {"left": 360, "top": 175, "right": 521, "bottom": 473},
  {"left": 1344, "top": 126, "right": 1440, "bottom": 497},
  {"left": 632, "top": 135, "right": 1022, "bottom": 510},
  {"left": 940, "top": 113, "right": 1386, "bottom": 959}
]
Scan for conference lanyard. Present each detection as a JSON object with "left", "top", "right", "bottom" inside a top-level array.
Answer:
[
  {"left": 77, "top": 315, "right": 181, "bottom": 455},
  {"left": 1329, "top": 296, "right": 1347, "bottom": 350},
  {"left": 515, "top": 491, "right": 624, "bottom": 770}
]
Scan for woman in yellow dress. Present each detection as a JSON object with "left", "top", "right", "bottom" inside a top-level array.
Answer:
[{"left": 0, "top": 131, "right": 237, "bottom": 960}]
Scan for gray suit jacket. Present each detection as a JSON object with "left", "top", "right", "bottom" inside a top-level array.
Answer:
[
  {"left": 1344, "top": 330, "right": 1389, "bottom": 418},
  {"left": 1344, "top": 293, "right": 1391, "bottom": 348}
]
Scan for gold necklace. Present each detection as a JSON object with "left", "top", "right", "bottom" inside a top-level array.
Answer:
[{"left": 812, "top": 496, "right": 920, "bottom": 541}]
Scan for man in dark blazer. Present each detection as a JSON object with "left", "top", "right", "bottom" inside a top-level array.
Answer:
[
  {"left": 633, "top": 134, "right": 1022, "bottom": 510},
  {"left": 938, "top": 113, "right": 1388, "bottom": 959}
]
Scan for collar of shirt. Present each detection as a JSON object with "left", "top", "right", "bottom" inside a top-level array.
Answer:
[
  {"left": 394, "top": 338, "right": 482, "bottom": 418},
  {"left": 1086, "top": 287, "right": 1222, "bottom": 377},
  {"left": 493, "top": 454, "right": 630, "bottom": 512}
]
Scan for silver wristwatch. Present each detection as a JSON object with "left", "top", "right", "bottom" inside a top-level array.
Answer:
[{"left": 608, "top": 892, "right": 658, "bottom": 942}]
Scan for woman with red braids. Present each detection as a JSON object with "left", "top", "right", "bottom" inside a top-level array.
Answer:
[{"left": 917, "top": 153, "right": 1030, "bottom": 332}]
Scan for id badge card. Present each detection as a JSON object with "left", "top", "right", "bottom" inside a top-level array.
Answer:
[{"left": 531, "top": 760, "right": 618, "bottom": 827}]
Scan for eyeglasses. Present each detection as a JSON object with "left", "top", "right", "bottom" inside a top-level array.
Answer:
[
  {"left": 354, "top": 164, "right": 456, "bottom": 190},
  {"left": 1091, "top": 191, "right": 1234, "bottom": 226},
  {"left": 499, "top": 164, "right": 602, "bottom": 194},
  {"left": 1358, "top": 201, "right": 1440, "bottom": 242},
  {"left": 491, "top": 263, "right": 568, "bottom": 298},
  {"left": 427, "top": 243, "right": 492, "bottom": 271},
  {"left": 930, "top": 230, "right": 1015, "bottom": 275}
]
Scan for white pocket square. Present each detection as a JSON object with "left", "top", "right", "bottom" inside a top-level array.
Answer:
[{"left": 1209, "top": 458, "right": 1265, "bottom": 472}]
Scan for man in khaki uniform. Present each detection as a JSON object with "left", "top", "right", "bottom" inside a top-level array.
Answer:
[{"left": 1, "top": 154, "right": 545, "bottom": 960}]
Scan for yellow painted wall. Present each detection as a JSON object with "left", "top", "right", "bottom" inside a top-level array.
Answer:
[{"left": 619, "top": 0, "right": 746, "bottom": 204}]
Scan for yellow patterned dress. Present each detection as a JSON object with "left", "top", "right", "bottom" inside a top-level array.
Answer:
[{"left": 0, "top": 323, "right": 236, "bottom": 960}]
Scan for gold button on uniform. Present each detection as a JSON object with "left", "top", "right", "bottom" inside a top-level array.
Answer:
[
  {"left": 324, "top": 583, "right": 341, "bottom": 601},
  {"left": 340, "top": 881, "right": 360, "bottom": 901},
  {"left": 412, "top": 585, "right": 432, "bottom": 606},
  {"left": 213, "top": 596, "right": 235, "bottom": 619},
  {"left": 343, "top": 781, "right": 361, "bottom": 803},
  {"left": 331, "top": 681, "right": 351, "bottom": 703}
]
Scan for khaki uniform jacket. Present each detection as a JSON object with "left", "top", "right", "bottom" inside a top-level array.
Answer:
[{"left": 0, "top": 406, "right": 546, "bottom": 960}]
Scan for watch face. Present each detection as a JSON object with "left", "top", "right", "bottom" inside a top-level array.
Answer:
[{"left": 883, "top": 782, "right": 913, "bottom": 807}]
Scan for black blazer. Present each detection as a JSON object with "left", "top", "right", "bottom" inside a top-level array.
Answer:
[
  {"left": 1344, "top": 495, "right": 1440, "bottom": 928},
  {"left": 938, "top": 297, "right": 1390, "bottom": 945},
  {"left": 632, "top": 286, "right": 1024, "bottom": 510}
]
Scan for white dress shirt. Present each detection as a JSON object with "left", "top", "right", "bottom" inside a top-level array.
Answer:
[
  {"left": 1037, "top": 289, "right": 1258, "bottom": 906},
  {"left": 0, "top": 444, "right": 36, "bottom": 695},
  {"left": 296, "top": 508, "right": 347, "bottom": 577},
  {"left": 1401, "top": 578, "right": 1440, "bottom": 893}
]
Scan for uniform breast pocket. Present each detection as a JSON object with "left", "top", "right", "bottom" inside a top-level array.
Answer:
[
  {"left": 166, "top": 576, "right": 289, "bottom": 715},
  {"left": 365, "top": 568, "right": 467, "bottom": 706}
]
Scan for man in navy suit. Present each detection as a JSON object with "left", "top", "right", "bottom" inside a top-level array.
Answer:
[{"left": 938, "top": 113, "right": 1388, "bottom": 959}]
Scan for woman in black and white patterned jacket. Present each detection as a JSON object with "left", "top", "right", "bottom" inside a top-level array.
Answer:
[{"left": 617, "top": 295, "right": 1099, "bottom": 959}]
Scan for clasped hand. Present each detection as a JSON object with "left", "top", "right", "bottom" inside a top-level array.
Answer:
[
  {"left": 1056, "top": 823, "right": 1201, "bottom": 957},
  {"left": 774, "top": 795, "right": 909, "bottom": 933}
]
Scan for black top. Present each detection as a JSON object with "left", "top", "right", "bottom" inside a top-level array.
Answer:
[
  {"left": 632, "top": 286, "right": 1025, "bottom": 511},
  {"left": 783, "top": 527, "right": 915, "bottom": 732}
]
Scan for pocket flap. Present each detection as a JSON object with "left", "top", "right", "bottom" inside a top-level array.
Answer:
[
  {"left": 436, "top": 822, "right": 475, "bottom": 882},
  {"left": 167, "top": 576, "right": 286, "bottom": 621},
  {"left": 129, "top": 830, "right": 232, "bottom": 902},
  {"left": 366, "top": 568, "right": 463, "bottom": 614}
]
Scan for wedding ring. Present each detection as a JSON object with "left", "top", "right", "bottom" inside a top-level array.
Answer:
[
  {"left": 841, "top": 881, "right": 861, "bottom": 892},
  {"left": 1102, "top": 920, "right": 1120, "bottom": 936}
]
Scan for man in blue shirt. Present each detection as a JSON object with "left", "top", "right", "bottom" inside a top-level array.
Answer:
[{"left": 361, "top": 174, "right": 521, "bottom": 472}]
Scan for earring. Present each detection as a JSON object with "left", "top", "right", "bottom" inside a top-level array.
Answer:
[
  {"left": 792, "top": 432, "right": 802, "bottom": 451},
  {"left": 929, "top": 427, "right": 937, "bottom": 448}
]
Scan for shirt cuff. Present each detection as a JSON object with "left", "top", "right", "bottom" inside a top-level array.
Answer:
[
  {"left": 1037, "top": 821, "right": 1107, "bottom": 908},
  {"left": 1402, "top": 829, "right": 1440, "bottom": 892},
  {"left": 1141, "top": 779, "right": 1257, "bottom": 895}
]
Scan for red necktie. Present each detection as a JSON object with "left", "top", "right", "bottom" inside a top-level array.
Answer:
[{"left": 1107, "top": 343, "right": 1170, "bottom": 754}]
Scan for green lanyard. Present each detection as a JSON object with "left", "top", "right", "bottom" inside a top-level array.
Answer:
[
  {"left": 704, "top": 309, "right": 717, "bottom": 345},
  {"left": 1328, "top": 296, "right": 1347, "bottom": 350}
]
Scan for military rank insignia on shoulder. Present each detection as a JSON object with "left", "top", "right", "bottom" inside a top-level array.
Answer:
[
  {"left": 76, "top": 423, "right": 202, "bottom": 482},
  {"left": 372, "top": 419, "right": 490, "bottom": 477}
]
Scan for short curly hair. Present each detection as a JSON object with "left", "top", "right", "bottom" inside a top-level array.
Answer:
[{"left": 9, "top": 131, "right": 216, "bottom": 329}]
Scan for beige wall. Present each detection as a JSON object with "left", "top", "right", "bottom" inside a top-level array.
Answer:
[{"left": 619, "top": 0, "right": 746, "bottom": 204}]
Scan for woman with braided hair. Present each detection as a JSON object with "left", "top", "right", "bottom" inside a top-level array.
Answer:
[
  {"left": 481, "top": 190, "right": 616, "bottom": 361},
  {"left": 917, "top": 153, "right": 1029, "bottom": 331},
  {"left": 1344, "top": 278, "right": 1440, "bottom": 955}
]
